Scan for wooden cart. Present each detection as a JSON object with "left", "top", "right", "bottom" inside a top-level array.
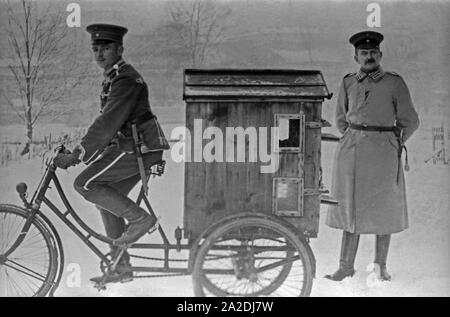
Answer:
[
  {"left": 0, "top": 69, "right": 336, "bottom": 297},
  {"left": 183, "top": 69, "right": 334, "bottom": 296}
]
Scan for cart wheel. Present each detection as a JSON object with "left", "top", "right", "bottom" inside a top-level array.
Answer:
[
  {"left": 0, "top": 205, "right": 59, "bottom": 297},
  {"left": 192, "top": 215, "right": 314, "bottom": 297}
]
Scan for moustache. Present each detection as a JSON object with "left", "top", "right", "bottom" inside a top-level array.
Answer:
[{"left": 365, "top": 59, "right": 376, "bottom": 64}]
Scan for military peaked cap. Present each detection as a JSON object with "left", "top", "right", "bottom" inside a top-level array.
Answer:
[
  {"left": 86, "top": 23, "right": 128, "bottom": 44},
  {"left": 349, "top": 30, "right": 384, "bottom": 49}
]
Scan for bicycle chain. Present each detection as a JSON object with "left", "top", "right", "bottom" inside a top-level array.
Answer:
[
  {"left": 128, "top": 254, "right": 190, "bottom": 278},
  {"left": 130, "top": 254, "right": 188, "bottom": 262},
  {"left": 133, "top": 272, "right": 190, "bottom": 279}
]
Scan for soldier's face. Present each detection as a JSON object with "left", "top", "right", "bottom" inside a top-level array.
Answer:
[
  {"left": 92, "top": 43, "right": 123, "bottom": 70},
  {"left": 354, "top": 48, "right": 382, "bottom": 71}
]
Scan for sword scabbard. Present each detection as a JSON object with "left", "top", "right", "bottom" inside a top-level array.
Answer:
[{"left": 131, "top": 123, "right": 149, "bottom": 196}]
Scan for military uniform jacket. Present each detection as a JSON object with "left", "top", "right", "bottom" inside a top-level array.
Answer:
[
  {"left": 78, "top": 59, "right": 169, "bottom": 164},
  {"left": 326, "top": 67, "right": 419, "bottom": 234}
]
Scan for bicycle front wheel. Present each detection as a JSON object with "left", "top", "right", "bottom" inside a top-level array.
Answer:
[{"left": 0, "top": 205, "right": 58, "bottom": 297}]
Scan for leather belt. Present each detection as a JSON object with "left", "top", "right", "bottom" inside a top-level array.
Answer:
[
  {"left": 348, "top": 122, "right": 408, "bottom": 183},
  {"left": 349, "top": 123, "right": 395, "bottom": 132},
  {"left": 125, "top": 111, "right": 155, "bottom": 130}
]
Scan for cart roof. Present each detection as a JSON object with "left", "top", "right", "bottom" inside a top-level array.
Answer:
[{"left": 183, "top": 69, "right": 331, "bottom": 101}]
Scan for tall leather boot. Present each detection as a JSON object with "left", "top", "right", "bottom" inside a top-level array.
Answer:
[
  {"left": 90, "top": 246, "right": 134, "bottom": 284},
  {"left": 90, "top": 207, "right": 135, "bottom": 284},
  {"left": 324, "top": 231, "right": 360, "bottom": 281},
  {"left": 374, "top": 234, "right": 391, "bottom": 281},
  {"left": 113, "top": 205, "right": 159, "bottom": 246},
  {"left": 99, "top": 208, "right": 126, "bottom": 239},
  {"left": 99, "top": 209, "right": 133, "bottom": 270},
  {"left": 110, "top": 246, "right": 132, "bottom": 273},
  {"left": 100, "top": 208, "right": 132, "bottom": 273}
]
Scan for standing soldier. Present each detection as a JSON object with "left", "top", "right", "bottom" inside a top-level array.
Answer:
[
  {"left": 325, "top": 31, "right": 419, "bottom": 282},
  {"left": 53, "top": 24, "right": 170, "bottom": 283}
]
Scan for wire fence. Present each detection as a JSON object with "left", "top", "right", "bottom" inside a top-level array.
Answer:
[
  {"left": 1, "top": 128, "right": 87, "bottom": 167},
  {"left": 426, "top": 125, "right": 449, "bottom": 165}
]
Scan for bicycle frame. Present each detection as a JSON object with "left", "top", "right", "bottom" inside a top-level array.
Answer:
[
  {"left": 2, "top": 157, "right": 310, "bottom": 299},
  {"left": 5, "top": 156, "right": 300, "bottom": 286},
  {"left": 7, "top": 158, "right": 192, "bottom": 275}
]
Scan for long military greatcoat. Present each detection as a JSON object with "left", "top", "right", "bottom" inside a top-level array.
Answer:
[{"left": 326, "top": 67, "right": 419, "bottom": 234}]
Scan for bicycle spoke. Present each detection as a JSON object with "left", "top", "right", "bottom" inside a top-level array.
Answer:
[
  {"left": 194, "top": 218, "right": 314, "bottom": 297},
  {"left": 10, "top": 257, "right": 48, "bottom": 269},
  {"left": 20, "top": 232, "right": 44, "bottom": 247},
  {"left": 7, "top": 269, "right": 27, "bottom": 297},
  {"left": 6, "top": 258, "right": 47, "bottom": 279},
  {"left": 9, "top": 215, "right": 24, "bottom": 246},
  {"left": 2, "top": 215, "right": 23, "bottom": 252},
  {"left": 16, "top": 272, "right": 36, "bottom": 294},
  {"left": 5, "top": 269, "right": 14, "bottom": 296},
  {"left": 1, "top": 213, "right": 5, "bottom": 251},
  {"left": 0, "top": 207, "right": 57, "bottom": 297},
  {"left": 3, "top": 261, "right": 46, "bottom": 283},
  {"left": 11, "top": 247, "right": 48, "bottom": 259}
]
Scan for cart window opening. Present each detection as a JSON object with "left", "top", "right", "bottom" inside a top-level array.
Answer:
[
  {"left": 278, "top": 118, "right": 300, "bottom": 148},
  {"left": 275, "top": 113, "right": 304, "bottom": 152},
  {"left": 273, "top": 178, "right": 303, "bottom": 217}
]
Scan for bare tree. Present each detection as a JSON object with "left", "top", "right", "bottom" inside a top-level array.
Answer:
[
  {"left": 300, "top": 8, "right": 314, "bottom": 67},
  {"left": 131, "top": 0, "right": 232, "bottom": 107},
  {"left": 3, "top": 0, "right": 85, "bottom": 155},
  {"left": 167, "top": 0, "right": 232, "bottom": 67}
]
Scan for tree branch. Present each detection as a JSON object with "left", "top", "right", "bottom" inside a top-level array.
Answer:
[{"left": 1, "top": 88, "right": 27, "bottom": 123}]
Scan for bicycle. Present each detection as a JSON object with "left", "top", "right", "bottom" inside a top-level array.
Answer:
[
  {"left": 0, "top": 145, "right": 167, "bottom": 296},
  {"left": 0, "top": 143, "right": 315, "bottom": 297}
]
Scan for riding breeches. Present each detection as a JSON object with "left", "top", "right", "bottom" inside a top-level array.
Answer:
[{"left": 73, "top": 145, "right": 163, "bottom": 238}]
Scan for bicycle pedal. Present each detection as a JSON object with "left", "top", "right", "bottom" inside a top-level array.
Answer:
[
  {"left": 113, "top": 243, "right": 130, "bottom": 248},
  {"left": 120, "top": 276, "right": 134, "bottom": 284}
]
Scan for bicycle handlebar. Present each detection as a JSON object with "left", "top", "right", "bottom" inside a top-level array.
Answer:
[{"left": 41, "top": 144, "right": 70, "bottom": 169}]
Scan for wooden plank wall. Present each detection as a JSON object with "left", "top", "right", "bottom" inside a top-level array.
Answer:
[{"left": 184, "top": 101, "right": 322, "bottom": 241}]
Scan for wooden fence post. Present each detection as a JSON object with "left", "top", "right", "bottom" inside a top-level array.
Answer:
[{"left": 432, "top": 125, "right": 447, "bottom": 165}]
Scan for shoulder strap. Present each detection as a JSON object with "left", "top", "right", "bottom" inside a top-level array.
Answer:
[
  {"left": 342, "top": 74, "right": 354, "bottom": 113},
  {"left": 386, "top": 71, "right": 400, "bottom": 77}
]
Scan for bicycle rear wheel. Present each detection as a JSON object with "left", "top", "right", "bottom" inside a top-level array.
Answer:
[
  {"left": 0, "top": 205, "right": 58, "bottom": 297},
  {"left": 192, "top": 215, "right": 314, "bottom": 297}
]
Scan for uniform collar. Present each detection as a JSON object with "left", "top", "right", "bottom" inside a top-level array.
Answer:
[
  {"left": 356, "top": 66, "right": 385, "bottom": 82},
  {"left": 103, "top": 58, "right": 126, "bottom": 79}
]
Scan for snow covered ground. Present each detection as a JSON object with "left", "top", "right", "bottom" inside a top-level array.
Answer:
[{"left": 0, "top": 122, "right": 449, "bottom": 297}]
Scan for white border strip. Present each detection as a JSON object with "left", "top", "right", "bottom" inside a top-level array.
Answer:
[{"left": 83, "top": 152, "right": 126, "bottom": 190}]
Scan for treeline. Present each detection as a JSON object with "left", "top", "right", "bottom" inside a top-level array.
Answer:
[
  {"left": 0, "top": 0, "right": 447, "bottom": 128},
  {"left": 1, "top": 128, "right": 86, "bottom": 166}
]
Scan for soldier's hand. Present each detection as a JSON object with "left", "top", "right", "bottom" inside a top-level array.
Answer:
[
  {"left": 55, "top": 144, "right": 69, "bottom": 154},
  {"left": 54, "top": 152, "right": 80, "bottom": 169},
  {"left": 54, "top": 147, "right": 82, "bottom": 169}
]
